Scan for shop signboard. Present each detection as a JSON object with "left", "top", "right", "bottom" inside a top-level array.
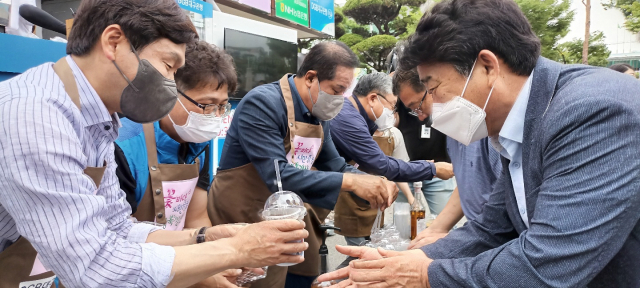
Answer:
[
  {"left": 239, "top": 0, "right": 271, "bottom": 13},
  {"left": 176, "top": 0, "right": 213, "bottom": 39},
  {"left": 275, "top": 0, "right": 309, "bottom": 27},
  {"left": 309, "top": 0, "right": 334, "bottom": 36},
  {"left": 176, "top": 0, "right": 213, "bottom": 18}
]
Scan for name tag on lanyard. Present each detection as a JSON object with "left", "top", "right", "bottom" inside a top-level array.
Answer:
[{"left": 421, "top": 125, "right": 431, "bottom": 138}]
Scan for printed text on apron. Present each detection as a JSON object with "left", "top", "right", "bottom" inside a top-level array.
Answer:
[{"left": 132, "top": 124, "right": 200, "bottom": 231}]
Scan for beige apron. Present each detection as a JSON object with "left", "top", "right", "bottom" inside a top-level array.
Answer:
[
  {"left": 132, "top": 124, "right": 200, "bottom": 230},
  {"left": 0, "top": 58, "right": 107, "bottom": 288},
  {"left": 208, "top": 75, "right": 330, "bottom": 287},
  {"left": 335, "top": 96, "right": 395, "bottom": 237}
]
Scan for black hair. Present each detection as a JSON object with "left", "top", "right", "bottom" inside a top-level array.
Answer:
[
  {"left": 175, "top": 41, "right": 237, "bottom": 93},
  {"left": 392, "top": 68, "right": 425, "bottom": 96},
  {"left": 609, "top": 63, "right": 634, "bottom": 73},
  {"left": 399, "top": 0, "right": 541, "bottom": 76},
  {"left": 67, "top": 0, "right": 197, "bottom": 56},
  {"left": 297, "top": 41, "right": 359, "bottom": 81}
]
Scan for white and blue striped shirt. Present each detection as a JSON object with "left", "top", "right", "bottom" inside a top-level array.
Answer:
[{"left": 0, "top": 56, "right": 175, "bottom": 287}]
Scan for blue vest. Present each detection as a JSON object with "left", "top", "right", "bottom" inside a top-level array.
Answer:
[{"left": 115, "top": 118, "right": 212, "bottom": 205}]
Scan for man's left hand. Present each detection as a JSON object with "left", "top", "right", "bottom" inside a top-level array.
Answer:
[
  {"left": 347, "top": 248, "right": 433, "bottom": 288},
  {"left": 408, "top": 227, "right": 448, "bottom": 249},
  {"left": 205, "top": 224, "right": 247, "bottom": 242}
]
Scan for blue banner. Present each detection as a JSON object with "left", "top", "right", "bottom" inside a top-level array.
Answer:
[
  {"left": 176, "top": 0, "right": 213, "bottom": 18},
  {"left": 309, "top": 0, "right": 334, "bottom": 36}
]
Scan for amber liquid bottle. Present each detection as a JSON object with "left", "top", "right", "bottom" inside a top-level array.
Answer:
[{"left": 410, "top": 182, "right": 426, "bottom": 240}]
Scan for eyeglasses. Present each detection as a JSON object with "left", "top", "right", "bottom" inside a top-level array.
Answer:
[
  {"left": 408, "top": 89, "right": 428, "bottom": 117},
  {"left": 376, "top": 94, "right": 397, "bottom": 113},
  {"left": 178, "top": 90, "right": 232, "bottom": 117}
]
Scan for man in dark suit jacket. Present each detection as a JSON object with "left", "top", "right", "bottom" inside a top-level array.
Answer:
[{"left": 317, "top": 0, "right": 640, "bottom": 287}]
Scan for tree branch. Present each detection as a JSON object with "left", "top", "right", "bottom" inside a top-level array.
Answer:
[
  {"left": 373, "top": 22, "right": 384, "bottom": 35},
  {"left": 393, "top": 27, "right": 407, "bottom": 37},
  {"left": 554, "top": 47, "right": 567, "bottom": 64}
]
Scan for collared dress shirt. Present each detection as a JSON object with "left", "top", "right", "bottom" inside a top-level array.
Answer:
[
  {"left": 446, "top": 137, "right": 502, "bottom": 221},
  {"left": 490, "top": 71, "right": 534, "bottom": 227},
  {"left": 0, "top": 56, "right": 174, "bottom": 287}
]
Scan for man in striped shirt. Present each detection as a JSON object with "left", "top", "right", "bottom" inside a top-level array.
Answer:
[{"left": 0, "top": 1, "right": 308, "bottom": 287}]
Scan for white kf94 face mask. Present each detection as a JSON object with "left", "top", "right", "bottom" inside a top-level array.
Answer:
[
  {"left": 372, "top": 96, "right": 396, "bottom": 131},
  {"left": 169, "top": 99, "right": 223, "bottom": 143},
  {"left": 430, "top": 59, "right": 495, "bottom": 146}
]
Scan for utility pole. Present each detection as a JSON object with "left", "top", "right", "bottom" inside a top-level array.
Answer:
[{"left": 582, "top": 0, "right": 591, "bottom": 64}]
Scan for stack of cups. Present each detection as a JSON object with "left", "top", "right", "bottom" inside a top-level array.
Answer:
[
  {"left": 394, "top": 202, "right": 411, "bottom": 240},
  {"left": 262, "top": 191, "right": 307, "bottom": 266}
]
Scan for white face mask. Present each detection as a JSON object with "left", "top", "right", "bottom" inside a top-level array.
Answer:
[
  {"left": 431, "top": 59, "right": 495, "bottom": 146},
  {"left": 169, "top": 99, "right": 223, "bottom": 143},
  {"left": 371, "top": 96, "right": 396, "bottom": 131},
  {"left": 431, "top": 103, "right": 445, "bottom": 118},
  {"left": 308, "top": 80, "right": 344, "bottom": 121}
]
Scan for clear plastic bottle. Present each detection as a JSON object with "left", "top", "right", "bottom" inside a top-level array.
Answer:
[{"left": 410, "top": 182, "right": 426, "bottom": 240}]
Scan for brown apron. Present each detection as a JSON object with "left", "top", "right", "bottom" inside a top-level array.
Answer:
[
  {"left": 335, "top": 96, "right": 396, "bottom": 237},
  {"left": 132, "top": 124, "right": 200, "bottom": 230},
  {"left": 208, "top": 75, "right": 330, "bottom": 287},
  {"left": 0, "top": 58, "right": 107, "bottom": 288}
]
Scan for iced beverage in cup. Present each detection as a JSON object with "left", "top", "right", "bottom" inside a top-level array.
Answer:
[{"left": 262, "top": 191, "right": 307, "bottom": 267}]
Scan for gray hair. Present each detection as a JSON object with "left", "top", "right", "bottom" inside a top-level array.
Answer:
[{"left": 352, "top": 72, "right": 393, "bottom": 97}]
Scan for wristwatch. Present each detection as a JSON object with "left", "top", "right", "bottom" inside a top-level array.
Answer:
[{"left": 196, "top": 227, "right": 207, "bottom": 244}]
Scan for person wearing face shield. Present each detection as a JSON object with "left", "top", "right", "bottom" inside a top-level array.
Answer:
[
  {"left": 207, "top": 41, "right": 400, "bottom": 288},
  {"left": 318, "top": 0, "right": 640, "bottom": 286},
  {"left": 329, "top": 72, "right": 454, "bottom": 249},
  {"left": 0, "top": 1, "right": 311, "bottom": 287}
]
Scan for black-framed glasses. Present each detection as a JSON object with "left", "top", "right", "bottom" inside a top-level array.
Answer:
[
  {"left": 376, "top": 94, "right": 397, "bottom": 113},
  {"left": 178, "top": 90, "right": 232, "bottom": 117},
  {"left": 408, "top": 89, "right": 428, "bottom": 117}
]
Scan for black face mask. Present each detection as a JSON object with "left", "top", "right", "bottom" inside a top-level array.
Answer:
[{"left": 113, "top": 45, "right": 178, "bottom": 123}]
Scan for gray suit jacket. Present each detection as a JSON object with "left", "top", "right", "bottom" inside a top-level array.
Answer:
[{"left": 422, "top": 57, "right": 640, "bottom": 287}]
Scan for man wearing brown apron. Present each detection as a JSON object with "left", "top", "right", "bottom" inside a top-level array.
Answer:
[
  {"left": 0, "top": 2, "right": 310, "bottom": 287},
  {"left": 329, "top": 72, "right": 455, "bottom": 249},
  {"left": 208, "top": 41, "right": 399, "bottom": 288},
  {"left": 115, "top": 41, "right": 236, "bottom": 231}
]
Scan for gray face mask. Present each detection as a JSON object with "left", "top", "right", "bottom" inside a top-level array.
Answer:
[
  {"left": 307, "top": 80, "right": 344, "bottom": 121},
  {"left": 113, "top": 46, "right": 178, "bottom": 123}
]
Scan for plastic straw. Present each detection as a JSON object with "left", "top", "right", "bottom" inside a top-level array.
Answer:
[
  {"left": 274, "top": 159, "right": 283, "bottom": 192},
  {"left": 371, "top": 209, "right": 382, "bottom": 234}
]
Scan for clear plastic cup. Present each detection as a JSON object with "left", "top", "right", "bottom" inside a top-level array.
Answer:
[
  {"left": 235, "top": 266, "right": 268, "bottom": 286},
  {"left": 262, "top": 191, "right": 307, "bottom": 267}
]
